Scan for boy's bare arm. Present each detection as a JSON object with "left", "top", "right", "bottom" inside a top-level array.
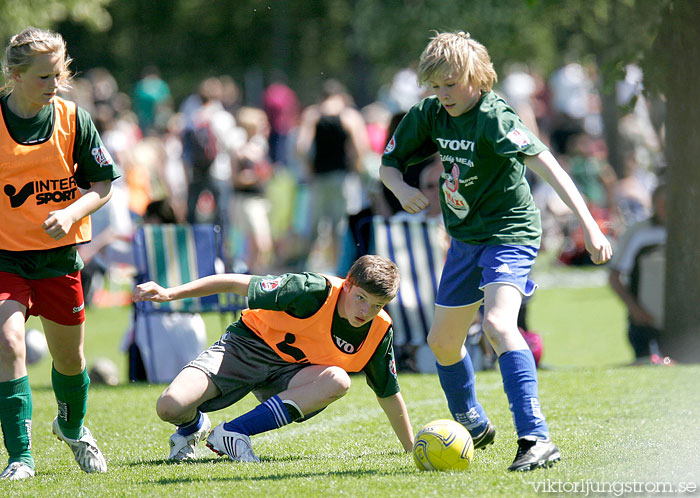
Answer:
[
  {"left": 133, "top": 273, "right": 253, "bottom": 303},
  {"left": 379, "top": 164, "right": 430, "bottom": 214},
  {"left": 609, "top": 269, "right": 658, "bottom": 327},
  {"left": 376, "top": 392, "right": 414, "bottom": 452},
  {"left": 525, "top": 150, "right": 613, "bottom": 264}
]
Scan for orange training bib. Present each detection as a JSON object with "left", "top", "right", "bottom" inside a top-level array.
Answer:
[
  {"left": 0, "top": 97, "right": 91, "bottom": 251},
  {"left": 242, "top": 275, "right": 391, "bottom": 372}
]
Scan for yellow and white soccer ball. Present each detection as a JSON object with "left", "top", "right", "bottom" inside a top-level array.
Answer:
[{"left": 413, "top": 419, "right": 474, "bottom": 471}]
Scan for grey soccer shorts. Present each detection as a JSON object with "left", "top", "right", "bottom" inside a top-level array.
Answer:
[{"left": 187, "top": 323, "right": 308, "bottom": 412}]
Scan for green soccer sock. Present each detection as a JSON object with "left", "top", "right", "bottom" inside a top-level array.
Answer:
[
  {"left": 0, "top": 376, "right": 35, "bottom": 468},
  {"left": 51, "top": 365, "right": 90, "bottom": 440}
]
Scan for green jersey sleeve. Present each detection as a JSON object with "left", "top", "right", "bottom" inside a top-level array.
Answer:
[
  {"left": 248, "top": 272, "right": 330, "bottom": 318},
  {"left": 482, "top": 97, "right": 548, "bottom": 159},
  {"left": 381, "top": 98, "right": 439, "bottom": 172},
  {"left": 362, "top": 327, "right": 400, "bottom": 398},
  {"left": 73, "top": 107, "right": 121, "bottom": 189}
]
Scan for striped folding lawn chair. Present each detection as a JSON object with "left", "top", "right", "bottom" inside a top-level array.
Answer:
[
  {"left": 133, "top": 223, "right": 242, "bottom": 312},
  {"left": 131, "top": 223, "right": 246, "bottom": 382},
  {"left": 371, "top": 215, "right": 447, "bottom": 348}
]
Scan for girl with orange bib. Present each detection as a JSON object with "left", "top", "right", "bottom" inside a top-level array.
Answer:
[{"left": 0, "top": 27, "right": 120, "bottom": 480}]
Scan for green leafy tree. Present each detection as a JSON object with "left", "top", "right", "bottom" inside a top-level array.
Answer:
[
  {"left": 539, "top": 0, "right": 700, "bottom": 361},
  {"left": 0, "top": 0, "right": 113, "bottom": 47},
  {"left": 52, "top": 0, "right": 561, "bottom": 106},
  {"left": 535, "top": 0, "right": 666, "bottom": 173},
  {"left": 644, "top": 1, "right": 700, "bottom": 361},
  {"left": 8, "top": 0, "right": 696, "bottom": 359}
]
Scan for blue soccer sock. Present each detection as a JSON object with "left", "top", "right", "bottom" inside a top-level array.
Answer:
[
  {"left": 499, "top": 349, "right": 549, "bottom": 439},
  {"left": 436, "top": 355, "right": 489, "bottom": 436},
  {"left": 177, "top": 411, "right": 204, "bottom": 437},
  {"left": 224, "top": 395, "right": 292, "bottom": 437}
]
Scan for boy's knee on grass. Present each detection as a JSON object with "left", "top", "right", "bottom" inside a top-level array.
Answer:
[
  {"left": 155, "top": 394, "right": 190, "bottom": 424},
  {"left": 323, "top": 366, "right": 352, "bottom": 400}
]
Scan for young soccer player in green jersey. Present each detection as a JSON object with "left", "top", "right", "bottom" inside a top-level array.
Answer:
[
  {"left": 0, "top": 27, "right": 119, "bottom": 480},
  {"left": 380, "top": 31, "right": 612, "bottom": 471},
  {"left": 133, "top": 255, "right": 414, "bottom": 462}
]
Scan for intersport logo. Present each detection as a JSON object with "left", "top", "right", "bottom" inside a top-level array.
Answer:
[{"left": 3, "top": 177, "right": 78, "bottom": 208}]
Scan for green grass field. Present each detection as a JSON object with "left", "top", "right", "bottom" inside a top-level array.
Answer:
[{"left": 5, "top": 271, "right": 700, "bottom": 497}]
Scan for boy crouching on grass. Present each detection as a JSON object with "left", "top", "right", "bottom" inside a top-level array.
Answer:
[{"left": 133, "top": 255, "right": 414, "bottom": 462}]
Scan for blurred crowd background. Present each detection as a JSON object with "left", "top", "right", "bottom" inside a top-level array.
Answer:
[
  {"left": 8, "top": 0, "right": 699, "bottom": 368},
  {"left": 65, "top": 59, "right": 664, "bottom": 308},
  {"left": 0, "top": 1, "right": 673, "bottom": 304}
]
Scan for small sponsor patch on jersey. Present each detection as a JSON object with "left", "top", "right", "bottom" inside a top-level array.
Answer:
[
  {"left": 384, "top": 135, "right": 396, "bottom": 154},
  {"left": 91, "top": 146, "right": 114, "bottom": 167},
  {"left": 72, "top": 302, "right": 85, "bottom": 313},
  {"left": 506, "top": 128, "right": 530, "bottom": 148},
  {"left": 389, "top": 358, "right": 397, "bottom": 377},
  {"left": 260, "top": 277, "right": 282, "bottom": 292}
]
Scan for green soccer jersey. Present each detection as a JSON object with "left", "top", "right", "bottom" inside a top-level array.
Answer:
[
  {"left": 0, "top": 95, "right": 121, "bottom": 279},
  {"left": 382, "top": 91, "right": 546, "bottom": 246},
  {"left": 231, "top": 272, "right": 401, "bottom": 398}
]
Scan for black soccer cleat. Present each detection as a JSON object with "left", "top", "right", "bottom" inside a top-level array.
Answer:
[
  {"left": 472, "top": 420, "right": 496, "bottom": 450},
  {"left": 508, "top": 436, "right": 561, "bottom": 471}
]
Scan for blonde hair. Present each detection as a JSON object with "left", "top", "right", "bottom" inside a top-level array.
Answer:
[
  {"left": 2, "top": 27, "right": 73, "bottom": 95},
  {"left": 418, "top": 31, "right": 497, "bottom": 92}
]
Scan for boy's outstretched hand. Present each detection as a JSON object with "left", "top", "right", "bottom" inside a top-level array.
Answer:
[{"left": 133, "top": 281, "right": 172, "bottom": 303}]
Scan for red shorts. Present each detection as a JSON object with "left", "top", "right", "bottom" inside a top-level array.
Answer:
[{"left": 0, "top": 271, "right": 85, "bottom": 325}]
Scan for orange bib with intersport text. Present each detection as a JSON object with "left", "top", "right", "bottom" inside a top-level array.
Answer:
[
  {"left": 0, "top": 97, "right": 91, "bottom": 251},
  {"left": 242, "top": 275, "right": 392, "bottom": 372}
]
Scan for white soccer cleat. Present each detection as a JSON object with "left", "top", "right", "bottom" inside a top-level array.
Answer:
[
  {"left": 52, "top": 417, "right": 107, "bottom": 473},
  {"left": 169, "top": 412, "right": 212, "bottom": 461},
  {"left": 0, "top": 461, "right": 35, "bottom": 480},
  {"left": 205, "top": 422, "right": 260, "bottom": 463}
]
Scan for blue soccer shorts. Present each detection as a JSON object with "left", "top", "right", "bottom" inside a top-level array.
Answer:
[{"left": 435, "top": 241, "right": 538, "bottom": 307}]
